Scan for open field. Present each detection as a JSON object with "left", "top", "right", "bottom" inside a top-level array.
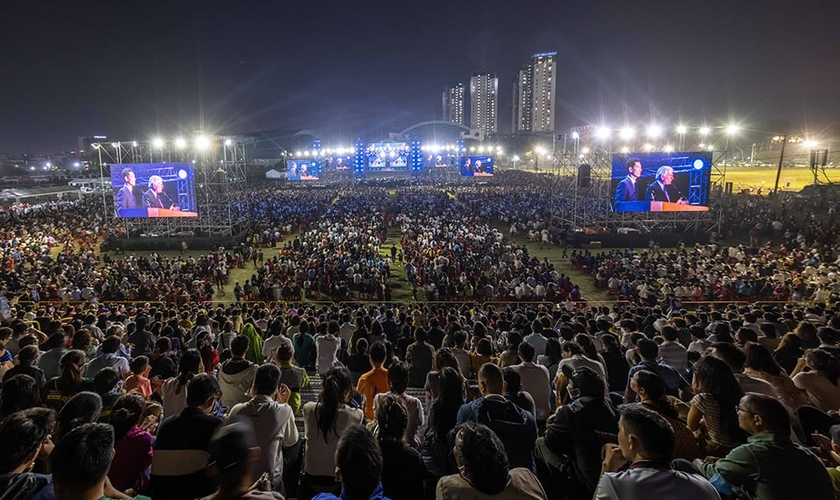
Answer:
[{"left": 711, "top": 165, "right": 840, "bottom": 192}]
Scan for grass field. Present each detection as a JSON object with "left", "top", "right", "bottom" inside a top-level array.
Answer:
[{"left": 707, "top": 165, "right": 840, "bottom": 192}]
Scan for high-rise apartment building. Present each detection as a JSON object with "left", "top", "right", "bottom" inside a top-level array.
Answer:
[
  {"left": 470, "top": 72, "right": 498, "bottom": 134},
  {"left": 442, "top": 83, "right": 465, "bottom": 125},
  {"left": 512, "top": 65, "right": 533, "bottom": 133},
  {"left": 511, "top": 52, "right": 556, "bottom": 133}
]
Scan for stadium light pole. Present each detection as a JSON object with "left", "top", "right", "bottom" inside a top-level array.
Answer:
[
  {"left": 92, "top": 143, "right": 108, "bottom": 215},
  {"left": 772, "top": 134, "right": 788, "bottom": 194}
]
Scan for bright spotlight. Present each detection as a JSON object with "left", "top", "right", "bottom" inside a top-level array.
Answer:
[
  {"left": 178, "top": 169, "right": 188, "bottom": 179},
  {"left": 512, "top": 155, "right": 520, "bottom": 161},
  {"left": 224, "top": 139, "right": 233, "bottom": 146},
  {"left": 725, "top": 124, "right": 740, "bottom": 135},
  {"left": 295, "top": 151, "right": 302, "bottom": 157},
  {"left": 643, "top": 143, "right": 654, "bottom": 151},
  {"left": 804, "top": 139, "right": 819, "bottom": 148},
  {"left": 699, "top": 127, "right": 711, "bottom": 136},
  {"left": 571, "top": 131, "right": 580, "bottom": 139},
  {"left": 663, "top": 144, "right": 675, "bottom": 152},
  {"left": 111, "top": 142, "right": 120, "bottom": 149},
  {"left": 195, "top": 136, "right": 211, "bottom": 151},
  {"left": 595, "top": 126, "right": 611, "bottom": 140},
  {"left": 73, "top": 162, "right": 80, "bottom": 168},
  {"left": 175, "top": 138, "right": 187, "bottom": 149},
  {"left": 620, "top": 146, "right": 630, "bottom": 153},
  {"left": 676, "top": 125, "right": 687, "bottom": 134},
  {"left": 620, "top": 127, "right": 635, "bottom": 140},
  {"left": 646, "top": 125, "right": 662, "bottom": 138},
  {"left": 581, "top": 147, "right": 590, "bottom": 154},
  {"left": 132, "top": 141, "right": 138, "bottom": 147},
  {"left": 152, "top": 137, "right": 164, "bottom": 149}
]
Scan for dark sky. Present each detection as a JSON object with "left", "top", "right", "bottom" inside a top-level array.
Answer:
[{"left": 2, "top": 0, "right": 839, "bottom": 153}]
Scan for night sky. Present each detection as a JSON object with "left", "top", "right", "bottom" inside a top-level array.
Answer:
[{"left": 2, "top": 0, "right": 839, "bottom": 153}]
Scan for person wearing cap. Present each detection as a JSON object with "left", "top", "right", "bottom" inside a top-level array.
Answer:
[
  {"left": 595, "top": 406, "right": 718, "bottom": 499},
  {"left": 535, "top": 364, "right": 619, "bottom": 500}
]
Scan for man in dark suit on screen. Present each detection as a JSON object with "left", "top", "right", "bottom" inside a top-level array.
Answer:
[
  {"left": 645, "top": 165, "right": 689, "bottom": 204},
  {"left": 116, "top": 167, "right": 138, "bottom": 212},
  {"left": 143, "top": 175, "right": 180, "bottom": 211},
  {"left": 613, "top": 158, "right": 642, "bottom": 206}
]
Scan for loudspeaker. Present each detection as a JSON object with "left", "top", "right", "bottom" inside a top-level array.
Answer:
[{"left": 578, "top": 164, "right": 591, "bottom": 188}]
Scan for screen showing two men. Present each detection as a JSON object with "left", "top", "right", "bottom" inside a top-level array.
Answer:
[
  {"left": 286, "top": 160, "right": 322, "bottom": 181},
  {"left": 112, "top": 163, "right": 197, "bottom": 218},
  {"left": 460, "top": 156, "right": 494, "bottom": 177},
  {"left": 610, "top": 152, "right": 711, "bottom": 213}
]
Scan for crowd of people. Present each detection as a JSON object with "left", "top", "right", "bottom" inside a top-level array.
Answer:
[{"left": 1, "top": 172, "right": 840, "bottom": 500}]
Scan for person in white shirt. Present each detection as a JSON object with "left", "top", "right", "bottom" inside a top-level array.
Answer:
[
  {"left": 373, "top": 361, "right": 425, "bottom": 449},
  {"left": 315, "top": 321, "right": 342, "bottom": 377},
  {"left": 229, "top": 364, "right": 298, "bottom": 495},
  {"left": 514, "top": 341, "right": 552, "bottom": 423},
  {"left": 658, "top": 326, "right": 688, "bottom": 374}
]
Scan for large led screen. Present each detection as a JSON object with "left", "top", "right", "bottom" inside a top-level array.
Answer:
[
  {"left": 610, "top": 152, "right": 711, "bottom": 213},
  {"left": 460, "top": 156, "right": 494, "bottom": 177},
  {"left": 287, "top": 159, "right": 322, "bottom": 181},
  {"left": 112, "top": 163, "right": 197, "bottom": 218},
  {"left": 367, "top": 143, "right": 409, "bottom": 172}
]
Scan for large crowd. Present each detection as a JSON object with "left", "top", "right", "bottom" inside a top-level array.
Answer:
[{"left": 1, "top": 172, "right": 840, "bottom": 500}]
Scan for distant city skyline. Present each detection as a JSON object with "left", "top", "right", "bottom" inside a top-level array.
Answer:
[{"left": 1, "top": 1, "right": 839, "bottom": 154}]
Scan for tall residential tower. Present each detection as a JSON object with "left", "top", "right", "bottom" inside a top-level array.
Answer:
[
  {"left": 442, "top": 83, "right": 465, "bottom": 125},
  {"left": 511, "top": 52, "right": 556, "bottom": 133},
  {"left": 470, "top": 72, "right": 498, "bottom": 134}
]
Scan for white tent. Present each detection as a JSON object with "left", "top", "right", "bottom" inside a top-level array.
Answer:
[{"left": 265, "top": 169, "right": 283, "bottom": 179}]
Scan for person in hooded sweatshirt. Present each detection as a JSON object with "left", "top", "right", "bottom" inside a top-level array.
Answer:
[{"left": 217, "top": 336, "right": 258, "bottom": 411}]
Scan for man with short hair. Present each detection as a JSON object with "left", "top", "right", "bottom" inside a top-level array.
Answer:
[
  {"left": 228, "top": 364, "right": 298, "bottom": 495},
  {"left": 357, "top": 341, "right": 389, "bottom": 420},
  {"left": 456, "top": 362, "right": 538, "bottom": 471},
  {"left": 613, "top": 158, "right": 642, "bottom": 206},
  {"left": 117, "top": 167, "right": 138, "bottom": 211},
  {"left": 217, "top": 335, "right": 258, "bottom": 410},
  {"left": 658, "top": 325, "right": 688, "bottom": 373},
  {"left": 51, "top": 423, "right": 133, "bottom": 500},
  {"left": 85, "top": 336, "right": 130, "bottom": 380},
  {"left": 624, "top": 338, "right": 691, "bottom": 403},
  {"left": 523, "top": 320, "right": 548, "bottom": 358},
  {"left": 312, "top": 425, "right": 390, "bottom": 500},
  {"left": 595, "top": 406, "right": 719, "bottom": 499},
  {"left": 695, "top": 393, "right": 833, "bottom": 500},
  {"left": 151, "top": 374, "right": 223, "bottom": 500},
  {"left": 514, "top": 341, "right": 552, "bottom": 423}
]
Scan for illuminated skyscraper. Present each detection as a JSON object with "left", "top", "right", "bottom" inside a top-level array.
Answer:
[
  {"left": 470, "top": 72, "right": 498, "bottom": 134},
  {"left": 442, "top": 83, "right": 465, "bottom": 125},
  {"left": 512, "top": 52, "right": 556, "bottom": 133}
]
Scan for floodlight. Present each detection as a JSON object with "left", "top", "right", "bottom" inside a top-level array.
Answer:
[
  {"left": 132, "top": 141, "right": 138, "bottom": 147},
  {"left": 512, "top": 155, "right": 520, "bottom": 161},
  {"left": 175, "top": 138, "right": 187, "bottom": 149},
  {"left": 178, "top": 169, "right": 188, "bottom": 179},
  {"left": 676, "top": 125, "right": 688, "bottom": 134},
  {"left": 152, "top": 137, "right": 164, "bottom": 149},
  {"left": 699, "top": 127, "right": 710, "bottom": 136},
  {"left": 620, "top": 127, "right": 635, "bottom": 140},
  {"left": 224, "top": 139, "right": 233, "bottom": 146},
  {"left": 194, "top": 135, "right": 211, "bottom": 151},
  {"left": 725, "top": 124, "right": 740, "bottom": 135},
  {"left": 581, "top": 147, "right": 590, "bottom": 154},
  {"left": 620, "top": 146, "right": 630, "bottom": 153},
  {"left": 643, "top": 143, "right": 654, "bottom": 151},
  {"left": 804, "top": 139, "right": 818, "bottom": 148},
  {"left": 663, "top": 144, "right": 675, "bottom": 152},
  {"left": 571, "top": 131, "right": 580, "bottom": 139},
  {"left": 595, "top": 126, "right": 611, "bottom": 140},
  {"left": 73, "top": 162, "right": 80, "bottom": 167},
  {"left": 646, "top": 125, "right": 662, "bottom": 138}
]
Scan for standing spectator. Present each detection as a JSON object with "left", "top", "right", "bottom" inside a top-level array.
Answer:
[
  {"left": 405, "top": 329, "right": 434, "bottom": 389},
  {"left": 128, "top": 316, "right": 156, "bottom": 358},
  {"left": 39, "top": 332, "right": 69, "bottom": 382},
  {"left": 151, "top": 374, "right": 223, "bottom": 500},
  {"left": 161, "top": 349, "right": 203, "bottom": 419},
  {"left": 376, "top": 394, "right": 426, "bottom": 500},
  {"left": 315, "top": 321, "right": 342, "bottom": 377},
  {"left": 84, "top": 336, "right": 130, "bottom": 380},
  {"left": 43, "top": 350, "right": 95, "bottom": 412},
  {"left": 124, "top": 355, "right": 153, "bottom": 399},
  {"left": 301, "top": 366, "right": 364, "bottom": 500},
  {"left": 373, "top": 361, "right": 424, "bottom": 449},
  {"left": 357, "top": 341, "right": 390, "bottom": 420},
  {"left": 292, "top": 321, "right": 314, "bottom": 370},
  {"left": 241, "top": 323, "right": 264, "bottom": 365},
  {"left": 425, "top": 367, "right": 464, "bottom": 472},
  {"left": 524, "top": 320, "right": 548, "bottom": 358},
  {"left": 203, "top": 421, "right": 284, "bottom": 500},
  {"left": 514, "top": 342, "right": 552, "bottom": 424},
  {"left": 217, "top": 335, "right": 258, "bottom": 411},
  {"left": 108, "top": 393, "right": 154, "bottom": 492},
  {"left": 229, "top": 364, "right": 298, "bottom": 495},
  {"left": 274, "top": 342, "right": 309, "bottom": 416}
]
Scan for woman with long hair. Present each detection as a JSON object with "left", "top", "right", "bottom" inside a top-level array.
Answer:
[
  {"left": 54, "top": 391, "right": 102, "bottom": 441},
  {"left": 425, "top": 366, "right": 464, "bottom": 472},
  {"left": 292, "top": 320, "right": 314, "bottom": 369},
  {"left": 300, "top": 365, "right": 364, "bottom": 500},
  {"left": 744, "top": 343, "right": 809, "bottom": 414},
  {"left": 792, "top": 348, "right": 840, "bottom": 412},
  {"left": 424, "top": 347, "right": 462, "bottom": 405},
  {"left": 376, "top": 394, "right": 426, "bottom": 500},
  {"left": 794, "top": 320, "right": 820, "bottom": 350},
  {"left": 687, "top": 356, "right": 745, "bottom": 455},
  {"left": 627, "top": 370, "right": 701, "bottom": 460},
  {"left": 161, "top": 348, "right": 203, "bottom": 419},
  {"left": 195, "top": 330, "right": 219, "bottom": 375},
  {"left": 108, "top": 393, "right": 154, "bottom": 492},
  {"left": 774, "top": 332, "right": 805, "bottom": 375},
  {"left": 42, "top": 349, "right": 94, "bottom": 412}
]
